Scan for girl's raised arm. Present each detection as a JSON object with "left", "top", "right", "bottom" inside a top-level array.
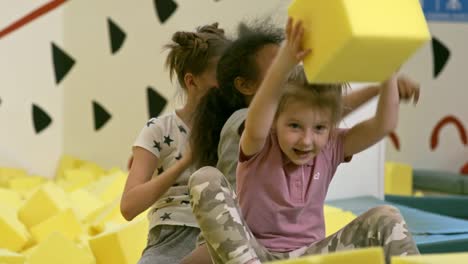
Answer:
[{"left": 240, "top": 18, "right": 310, "bottom": 156}]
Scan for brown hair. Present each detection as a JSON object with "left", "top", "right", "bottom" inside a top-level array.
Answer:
[
  {"left": 165, "top": 23, "right": 229, "bottom": 89},
  {"left": 277, "top": 65, "right": 347, "bottom": 126}
]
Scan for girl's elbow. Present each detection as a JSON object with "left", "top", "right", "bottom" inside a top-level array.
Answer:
[{"left": 120, "top": 201, "right": 136, "bottom": 221}]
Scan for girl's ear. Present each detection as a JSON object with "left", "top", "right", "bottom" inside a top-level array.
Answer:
[
  {"left": 183, "top": 73, "right": 196, "bottom": 91},
  {"left": 234, "top": 77, "right": 256, "bottom": 96}
]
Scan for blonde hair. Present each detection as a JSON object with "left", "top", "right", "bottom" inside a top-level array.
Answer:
[
  {"left": 164, "top": 23, "right": 229, "bottom": 89},
  {"left": 277, "top": 65, "right": 347, "bottom": 126}
]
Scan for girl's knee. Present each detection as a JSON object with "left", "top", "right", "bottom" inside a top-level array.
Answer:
[
  {"left": 367, "top": 205, "right": 404, "bottom": 221},
  {"left": 189, "top": 166, "right": 226, "bottom": 190}
]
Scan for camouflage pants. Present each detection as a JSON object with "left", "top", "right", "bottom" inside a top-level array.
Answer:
[{"left": 189, "top": 167, "right": 419, "bottom": 264}]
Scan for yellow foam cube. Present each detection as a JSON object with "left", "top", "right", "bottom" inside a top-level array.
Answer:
[
  {"left": 288, "top": 0, "right": 430, "bottom": 83},
  {"left": 0, "top": 248, "right": 25, "bottom": 264},
  {"left": 0, "top": 167, "right": 27, "bottom": 188},
  {"left": 58, "top": 169, "right": 96, "bottom": 192},
  {"left": 385, "top": 162, "right": 413, "bottom": 196},
  {"left": 89, "top": 217, "right": 148, "bottom": 264},
  {"left": 8, "top": 176, "right": 45, "bottom": 193},
  {"left": 18, "top": 182, "right": 71, "bottom": 228},
  {"left": 266, "top": 247, "right": 384, "bottom": 263},
  {"left": 54, "top": 155, "right": 84, "bottom": 180},
  {"left": 0, "top": 205, "right": 31, "bottom": 252},
  {"left": 78, "top": 161, "right": 106, "bottom": 179},
  {"left": 85, "top": 197, "right": 126, "bottom": 236},
  {"left": 28, "top": 232, "right": 95, "bottom": 264},
  {"left": 86, "top": 170, "right": 127, "bottom": 204},
  {"left": 392, "top": 252, "right": 468, "bottom": 264},
  {"left": 69, "top": 189, "right": 105, "bottom": 221},
  {"left": 30, "top": 208, "right": 83, "bottom": 243},
  {"left": 325, "top": 210, "right": 357, "bottom": 236},
  {"left": 0, "top": 188, "right": 23, "bottom": 208}
]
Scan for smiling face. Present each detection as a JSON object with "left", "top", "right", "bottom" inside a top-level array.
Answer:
[{"left": 275, "top": 100, "right": 333, "bottom": 165}]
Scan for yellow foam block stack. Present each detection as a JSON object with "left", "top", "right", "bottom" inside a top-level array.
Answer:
[
  {"left": 28, "top": 232, "right": 95, "bottom": 264},
  {"left": 69, "top": 189, "right": 105, "bottom": 221},
  {"left": 385, "top": 162, "right": 413, "bottom": 196},
  {"left": 18, "top": 182, "right": 71, "bottom": 229},
  {"left": 0, "top": 248, "right": 25, "bottom": 264},
  {"left": 266, "top": 247, "right": 384, "bottom": 264},
  {"left": 89, "top": 217, "right": 148, "bottom": 264},
  {"left": 392, "top": 252, "right": 468, "bottom": 264},
  {"left": 0, "top": 168, "right": 27, "bottom": 188},
  {"left": 30, "top": 208, "right": 83, "bottom": 243},
  {"left": 288, "top": 0, "right": 430, "bottom": 83},
  {"left": 0, "top": 205, "right": 31, "bottom": 252}
]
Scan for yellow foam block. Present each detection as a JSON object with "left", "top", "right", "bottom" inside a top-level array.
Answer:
[
  {"left": 0, "top": 188, "right": 23, "bottom": 208},
  {"left": 28, "top": 232, "right": 95, "bottom": 264},
  {"left": 288, "top": 0, "right": 430, "bottom": 83},
  {"left": 77, "top": 161, "right": 106, "bottom": 179},
  {"left": 385, "top": 161, "right": 413, "bottom": 196},
  {"left": 85, "top": 197, "right": 126, "bottom": 236},
  {"left": 325, "top": 210, "right": 357, "bottom": 236},
  {"left": 8, "top": 176, "right": 45, "bottom": 193},
  {"left": 0, "top": 248, "right": 25, "bottom": 264},
  {"left": 0, "top": 167, "right": 27, "bottom": 188},
  {"left": 18, "top": 182, "right": 71, "bottom": 229},
  {"left": 89, "top": 217, "right": 148, "bottom": 264},
  {"left": 58, "top": 169, "right": 96, "bottom": 192},
  {"left": 392, "top": 252, "right": 468, "bottom": 264},
  {"left": 0, "top": 205, "right": 31, "bottom": 252},
  {"left": 30, "top": 208, "right": 83, "bottom": 243},
  {"left": 266, "top": 247, "right": 384, "bottom": 264},
  {"left": 54, "top": 155, "right": 84, "bottom": 180},
  {"left": 86, "top": 170, "right": 127, "bottom": 204},
  {"left": 69, "top": 189, "right": 105, "bottom": 221}
]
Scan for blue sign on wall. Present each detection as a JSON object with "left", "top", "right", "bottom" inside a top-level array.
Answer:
[{"left": 421, "top": 0, "right": 468, "bottom": 22}]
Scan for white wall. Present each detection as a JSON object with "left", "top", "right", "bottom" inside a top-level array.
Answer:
[
  {"left": 0, "top": 1, "right": 64, "bottom": 177},
  {"left": 386, "top": 23, "right": 468, "bottom": 173}
]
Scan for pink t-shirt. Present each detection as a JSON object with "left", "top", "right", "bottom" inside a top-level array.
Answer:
[{"left": 236, "top": 129, "right": 350, "bottom": 252}]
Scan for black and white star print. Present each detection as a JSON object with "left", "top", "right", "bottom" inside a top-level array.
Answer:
[
  {"left": 153, "top": 140, "right": 161, "bottom": 151},
  {"left": 178, "top": 125, "right": 187, "bottom": 134},
  {"left": 163, "top": 135, "right": 174, "bottom": 146},
  {"left": 160, "top": 213, "right": 171, "bottom": 221}
]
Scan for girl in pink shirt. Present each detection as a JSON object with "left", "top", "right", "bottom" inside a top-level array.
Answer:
[{"left": 188, "top": 18, "right": 420, "bottom": 264}]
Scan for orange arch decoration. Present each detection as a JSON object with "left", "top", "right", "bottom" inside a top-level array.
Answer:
[{"left": 430, "top": 115, "right": 467, "bottom": 150}]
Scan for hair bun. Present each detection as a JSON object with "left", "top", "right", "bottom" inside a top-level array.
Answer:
[
  {"left": 173, "top": 31, "right": 209, "bottom": 51},
  {"left": 197, "top": 22, "right": 225, "bottom": 37}
]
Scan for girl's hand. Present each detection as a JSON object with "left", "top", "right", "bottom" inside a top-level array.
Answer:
[
  {"left": 277, "top": 17, "right": 311, "bottom": 71},
  {"left": 397, "top": 75, "right": 420, "bottom": 105}
]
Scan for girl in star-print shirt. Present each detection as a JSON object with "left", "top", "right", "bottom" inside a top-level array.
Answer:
[{"left": 120, "top": 23, "right": 230, "bottom": 264}]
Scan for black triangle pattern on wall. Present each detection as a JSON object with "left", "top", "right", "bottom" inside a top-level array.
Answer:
[
  {"left": 107, "top": 18, "right": 126, "bottom": 54},
  {"left": 147, "top": 86, "right": 168, "bottom": 119},
  {"left": 92, "top": 101, "right": 112, "bottom": 131},
  {"left": 431, "top": 37, "right": 450, "bottom": 79},
  {"left": 32, "top": 104, "right": 52, "bottom": 134},
  {"left": 154, "top": 0, "right": 178, "bottom": 24},
  {"left": 51, "top": 42, "right": 75, "bottom": 84}
]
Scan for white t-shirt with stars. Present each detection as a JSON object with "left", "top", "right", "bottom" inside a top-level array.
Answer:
[{"left": 133, "top": 111, "right": 197, "bottom": 230}]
